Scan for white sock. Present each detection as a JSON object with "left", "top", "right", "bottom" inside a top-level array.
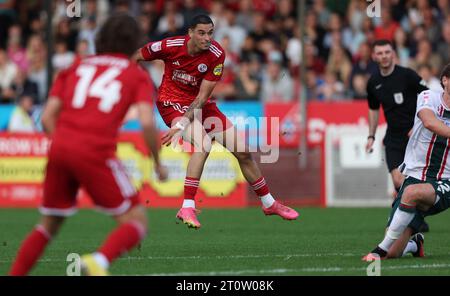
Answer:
[
  {"left": 380, "top": 209, "right": 415, "bottom": 251},
  {"left": 402, "top": 240, "right": 418, "bottom": 256},
  {"left": 182, "top": 199, "right": 195, "bottom": 208},
  {"left": 93, "top": 252, "right": 109, "bottom": 269},
  {"left": 260, "top": 193, "right": 275, "bottom": 208}
]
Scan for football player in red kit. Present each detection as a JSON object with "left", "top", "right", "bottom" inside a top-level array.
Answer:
[
  {"left": 9, "top": 14, "right": 167, "bottom": 276},
  {"left": 134, "top": 15, "right": 298, "bottom": 229}
]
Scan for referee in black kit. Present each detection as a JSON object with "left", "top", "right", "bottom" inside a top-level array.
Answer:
[{"left": 365, "top": 39, "right": 429, "bottom": 231}]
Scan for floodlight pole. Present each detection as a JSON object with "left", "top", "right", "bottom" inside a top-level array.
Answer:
[
  {"left": 45, "top": 0, "right": 54, "bottom": 99},
  {"left": 298, "top": 0, "right": 308, "bottom": 169}
]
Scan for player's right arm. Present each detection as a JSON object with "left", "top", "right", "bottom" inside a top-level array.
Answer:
[
  {"left": 133, "top": 39, "right": 168, "bottom": 63},
  {"left": 137, "top": 102, "right": 168, "bottom": 181},
  {"left": 132, "top": 49, "right": 145, "bottom": 62},
  {"left": 417, "top": 91, "right": 450, "bottom": 138},
  {"left": 134, "top": 69, "right": 168, "bottom": 181},
  {"left": 418, "top": 109, "right": 450, "bottom": 138},
  {"left": 366, "top": 79, "right": 380, "bottom": 153}
]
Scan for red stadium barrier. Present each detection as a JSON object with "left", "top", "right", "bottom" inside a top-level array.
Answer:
[{"left": 265, "top": 101, "right": 386, "bottom": 147}]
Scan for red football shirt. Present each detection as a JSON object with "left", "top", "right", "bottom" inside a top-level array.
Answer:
[
  {"left": 140, "top": 35, "right": 225, "bottom": 104},
  {"left": 48, "top": 53, "right": 155, "bottom": 156}
]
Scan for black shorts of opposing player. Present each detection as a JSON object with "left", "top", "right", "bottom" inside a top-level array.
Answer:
[{"left": 387, "top": 176, "right": 450, "bottom": 233}]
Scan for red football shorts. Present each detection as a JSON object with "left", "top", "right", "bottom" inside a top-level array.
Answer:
[
  {"left": 156, "top": 100, "right": 233, "bottom": 133},
  {"left": 40, "top": 145, "right": 140, "bottom": 217}
]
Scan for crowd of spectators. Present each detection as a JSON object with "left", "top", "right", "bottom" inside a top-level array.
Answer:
[{"left": 0, "top": 0, "right": 449, "bottom": 131}]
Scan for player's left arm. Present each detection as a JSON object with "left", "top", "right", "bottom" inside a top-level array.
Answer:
[
  {"left": 41, "top": 67, "right": 70, "bottom": 135},
  {"left": 183, "top": 79, "right": 217, "bottom": 123},
  {"left": 161, "top": 79, "right": 217, "bottom": 146},
  {"left": 41, "top": 97, "right": 63, "bottom": 135}
]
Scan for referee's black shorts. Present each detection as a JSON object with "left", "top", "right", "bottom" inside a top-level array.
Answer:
[{"left": 383, "top": 135, "right": 409, "bottom": 173}]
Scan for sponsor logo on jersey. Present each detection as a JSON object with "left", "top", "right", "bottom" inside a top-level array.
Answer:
[
  {"left": 198, "top": 63, "right": 208, "bottom": 73},
  {"left": 172, "top": 70, "right": 197, "bottom": 86},
  {"left": 394, "top": 92, "right": 404, "bottom": 104},
  {"left": 213, "top": 64, "right": 223, "bottom": 76},
  {"left": 151, "top": 41, "right": 162, "bottom": 52}
]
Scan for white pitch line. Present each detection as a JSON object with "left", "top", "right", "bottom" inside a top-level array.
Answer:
[
  {"left": 0, "top": 252, "right": 358, "bottom": 263},
  {"left": 135, "top": 263, "right": 450, "bottom": 276}
]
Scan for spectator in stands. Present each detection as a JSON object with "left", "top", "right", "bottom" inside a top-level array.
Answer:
[
  {"left": 78, "top": 15, "right": 98, "bottom": 55},
  {"left": 140, "top": 0, "right": 160, "bottom": 33},
  {"left": 304, "top": 41, "right": 326, "bottom": 76},
  {"left": 346, "top": 0, "right": 365, "bottom": 34},
  {"left": 316, "top": 71, "right": 346, "bottom": 101},
  {"left": 215, "top": 8, "right": 247, "bottom": 54},
  {"left": 211, "top": 35, "right": 237, "bottom": 101},
  {"left": 438, "top": 21, "right": 450, "bottom": 66},
  {"left": 409, "top": 25, "right": 427, "bottom": 57},
  {"left": 180, "top": 0, "right": 208, "bottom": 32},
  {"left": 312, "top": 0, "right": 331, "bottom": 30},
  {"left": 437, "top": 0, "right": 450, "bottom": 22},
  {"left": 10, "top": 69, "right": 39, "bottom": 104},
  {"left": 323, "top": 13, "right": 343, "bottom": 52},
  {"left": 351, "top": 42, "right": 377, "bottom": 78},
  {"left": 326, "top": 44, "right": 352, "bottom": 89},
  {"left": 272, "top": 0, "right": 295, "bottom": 23},
  {"left": 0, "top": 47, "right": 18, "bottom": 103},
  {"left": 52, "top": 38, "right": 75, "bottom": 72},
  {"left": 417, "top": 63, "right": 443, "bottom": 92},
  {"left": 7, "top": 94, "right": 36, "bottom": 132},
  {"left": 351, "top": 74, "right": 368, "bottom": 100},
  {"left": 209, "top": 0, "right": 228, "bottom": 35},
  {"left": 234, "top": 54, "right": 262, "bottom": 101},
  {"left": 27, "top": 15, "right": 44, "bottom": 37},
  {"left": 249, "top": 11, "right": 272, "bottom": 44},
  {"left": 285, "top": 25, "right": 302, "bottom": 77},
  {"left": 374, "top": 7, "right": 400, "bottom": 41},
  {"left": 26, "top": 35, "right": 47, "bottom": 104},
  {"left": 235, "top": 0, "right": 254, "bottom": 32},
  {"left": 421, "top": 6, "right": 441, "bottom": 45},
  {"left": 240, "top": 35, "right": 264, "bottom": 65},
  {"left": 156, "top": 0, "right": 183, "bottom": 36},
  {"left": 55, "top": 18, "right": 78, "bottom": 52},
  {"left": 7, "top": 24, "right": 28, "bottom": 72},
  {"left": 409, "top": 39, "right": 442, "bottom": 77},
  {"left": 305, "top": 11, "right": 326, "bottom": 60},
  {"left": 158, "top": 12, "right": 184, "bottom": 39},
  {"left": 305, "top": 69, "right": 322, "bottom": 101},
  {"left": 261, "top": 51, "right": 293, "bottom": 102},
  {"left": 394, "top": 27, "right": 411, "bottom": 67},
  {"left": 350, "top": 42, "right": 376, "bottom": 99},
  {"left": 361, "top": 16, "right": 376, "bottom": 45}
]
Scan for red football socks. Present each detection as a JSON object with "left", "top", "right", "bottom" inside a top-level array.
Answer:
[
  {"left": 9, "top": 225, "right": 51, "bottom": 276},
  {"left": 98, "top": 222, "right": 145, "bottom": 263}
]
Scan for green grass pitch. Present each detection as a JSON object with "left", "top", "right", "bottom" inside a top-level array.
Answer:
[{"left": 0, "top": 207, "right": 449, "bottom": 276}]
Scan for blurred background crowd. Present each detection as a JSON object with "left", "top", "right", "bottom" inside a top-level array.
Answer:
[{"left": 0, "top": 0, "right": 449, "bottom": 132}]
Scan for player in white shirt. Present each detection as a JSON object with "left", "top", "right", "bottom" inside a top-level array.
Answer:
[{"left": 363, "top": 63, "right": 450, "bottom": 261}]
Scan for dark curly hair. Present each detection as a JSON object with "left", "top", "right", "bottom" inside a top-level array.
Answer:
[{"left": 95, "top": 13, "right": 144, "bottom": 57}]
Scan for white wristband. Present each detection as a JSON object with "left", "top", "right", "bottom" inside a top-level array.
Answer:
[{"left": 174, "top": 121, "right": 185, "bottom": 131}]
